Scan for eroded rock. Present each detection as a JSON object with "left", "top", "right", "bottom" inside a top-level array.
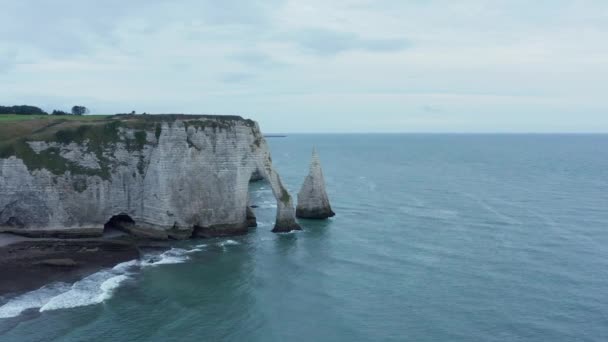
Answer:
[
  {"left": 296, "top": 149, "right": 335, "bottom": 219},
  {"left": 0, "top": 115, "right": 300, "bottom": 239}
]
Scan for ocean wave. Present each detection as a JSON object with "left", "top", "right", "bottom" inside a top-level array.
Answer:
[
  {"left": 0, "top": 245, "right": 204, "bottom": 319},
  {"left": 185, "top": 247, "right": 204, "bottom": 254},
  {"left": 140, "top": 248, "right": 191, "bottom": 266},
  {"left": 0, "top": 283, "right": 70, "bottom": 319},
  {"left": 398, "top": 206, "right": 459, "bottom": 220},
  {"left": 276, "top": 230, "right": 303, "bottom": 235},
  {"left": 217, "top": 239, "right": 240, "bottom": 247},
  {"left": 39, "top": 272, "right": 129, "bottom": 312},
  {"left": 112, "top": 259, "right": 140, "bottom": 273},
  {"left": 257, "top": 200, "right": 277, "bottom": 209}
]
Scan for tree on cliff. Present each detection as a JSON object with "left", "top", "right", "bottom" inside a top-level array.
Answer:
[
  {"left": 0, "top": 105, "right": 47, "bottom": 115},
  {"left": 71, "top": 106, "right": 89, "bottom": 116}
]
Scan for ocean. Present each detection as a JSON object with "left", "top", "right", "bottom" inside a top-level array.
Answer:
[{"left": 1, "top": 134, "right": 607, "bottom": 341}]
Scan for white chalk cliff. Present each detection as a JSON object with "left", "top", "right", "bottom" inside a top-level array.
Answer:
[
  {"left": 0, "top": 115, "right": 300, "bottom": 239},
  {"left": 296, "top": 149, "right": 335, "bottom": 219}
]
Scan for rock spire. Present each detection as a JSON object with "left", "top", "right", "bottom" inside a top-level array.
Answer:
[{"left": 296, "top": 148, "right": 335, "bottom": 219}]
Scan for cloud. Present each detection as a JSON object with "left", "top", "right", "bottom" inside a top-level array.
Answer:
[
  {"left": 192, "top": 0, "right": 285, "bottom": 26},
  {"left": 0, "top": 0, "right": 284, "bottom": 59},
  {"left": 229, "top": 51, "right": 286, "bottom": 69},
  {"left": 0, "top": 50, "right": 17, "bottom": 73},
  {"left": 422, "top": 105, "right": 442, "bottom": 114},
  {"left": 0, "top": 1, "right": 139, "bottom": 57},
  {"left": 1, "top": 1, "right": 607, "bottom": 132},
  {"left": 289, "top": 28, "right": 409, "bottom": 55},
  {"left": 219, "top": 72, "right": 255, "bottom": 83}
]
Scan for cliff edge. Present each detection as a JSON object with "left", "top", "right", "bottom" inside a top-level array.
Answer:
[{"left": 0, "top": 114, "right": 300, "bottom": 239}]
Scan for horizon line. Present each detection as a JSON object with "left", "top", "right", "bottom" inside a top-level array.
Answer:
[{"left": 264, "top": 132, "right": 608, "bottom": 135}]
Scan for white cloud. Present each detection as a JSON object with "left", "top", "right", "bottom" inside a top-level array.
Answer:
[{"left": 0, "top": 0, "right": 607, "bottom": 132}]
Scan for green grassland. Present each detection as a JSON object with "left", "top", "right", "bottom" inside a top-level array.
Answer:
[
  {"left": 0, "top": 115, "right": 114, "bottom": 144},
  {"left": 0, "top": 114, "right": 111, "bottom": 122},
  {"left": 0, "top": 114, "right": 252, "bottom": 143}
]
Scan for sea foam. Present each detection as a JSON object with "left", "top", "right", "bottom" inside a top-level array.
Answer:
[
  {"left": 217, "top": 239, "right": 240, "bottom": 247},
  {"left": 39, "top": 272, "right": 130, "bottom": 312},
  {"left": 0, "top": 245, "right": 204, "bottom": 319},
  {"left": 0, "top": 283, "right": 70, "bottom": 319}
]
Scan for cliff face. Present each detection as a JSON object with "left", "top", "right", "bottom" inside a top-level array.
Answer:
[
  {"left": 0, "top": 115, "right": 300, "bottom": 239},
  {"left": 296, "top": 149, "right": 335, "bottom": 219}
]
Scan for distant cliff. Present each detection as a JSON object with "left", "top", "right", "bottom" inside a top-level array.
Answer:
[{"left": 0, "top": 115, "right": 300, "bottom": 239}]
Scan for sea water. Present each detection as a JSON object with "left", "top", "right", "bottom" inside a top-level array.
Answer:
[{"left": 0, "top": 134, "right": 607, "bottom": 341}]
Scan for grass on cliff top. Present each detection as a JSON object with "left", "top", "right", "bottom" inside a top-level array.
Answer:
[
  {"left": 0, "top": 114, "right": 252, "bottom": 144},
  {"left": 0, "top": 115, "right": 113, "bottom": 144},
  {"left": 0, "top": 114, "right": 110, "bottom": 122}
]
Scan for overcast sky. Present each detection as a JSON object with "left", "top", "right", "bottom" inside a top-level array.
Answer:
[{"left": 1, "top": 1, "right": 607, "bottom": 132}]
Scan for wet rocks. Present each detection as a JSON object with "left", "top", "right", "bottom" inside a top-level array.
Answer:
[{"left": 0, "top": 236, "right": 139, "bottom": 295}]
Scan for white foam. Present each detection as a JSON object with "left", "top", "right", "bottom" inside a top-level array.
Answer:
[
  {"left": 112, "top": 259, "right": 140, "bottom": 273},
  {"left": 98, "top": 275, "right": 130, "bottom": 301},
  {"left": 0, "top": 283, "right": 70, "bottom": 318},
  {"left": 0, "top": 245, "right": 203, "bottom": 319},
  {"left": 141, "top": 248, "right": 190, "bottom": 266},
  {"left": 276, "top": 230, "right": 303, "bottom": 235},
  {"left": 185, "top": 247, "right": 204, "bottom": 254},
  {"left": 40, "top": 271, "right": 130, "bottom": 312},
  {"left": 217, "top": 239, "right": 240, "bottom": 247}
]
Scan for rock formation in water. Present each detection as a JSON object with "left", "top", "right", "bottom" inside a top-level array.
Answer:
[
  {"left": 0, "top": 115, "right": 300, "bottom": 239},
  {"left": 296, "top": 148, "right": 335, "bottom": 219}
]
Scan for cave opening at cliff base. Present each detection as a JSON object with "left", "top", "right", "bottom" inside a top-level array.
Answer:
[{"left": 104, "top": 214, "right": 135, "bottom": 237}]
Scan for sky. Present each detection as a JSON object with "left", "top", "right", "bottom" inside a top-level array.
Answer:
[{"left": 0, "top": 0, "right": 607, "bottom": 133}]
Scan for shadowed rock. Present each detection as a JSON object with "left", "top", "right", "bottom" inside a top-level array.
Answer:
[
  {"left": 0, "top": 236, "right": 139, "bottom": 295},
  {"left": 249, "top": 169, "right": 264, "bottom": 182},
  {"left": 246, "top": 206, "right": 257, "bottom": 228},
  {"left": 296, "top": 149, "right": 335, "bottom": 219}
]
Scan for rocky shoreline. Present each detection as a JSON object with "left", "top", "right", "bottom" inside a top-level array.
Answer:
[{"left": 0, "top": 232, "right": 177, "bottom": 297}]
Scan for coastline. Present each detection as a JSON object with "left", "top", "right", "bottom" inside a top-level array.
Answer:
[{"left": 0, "top": 232, "right": 143, "bottom": 297}]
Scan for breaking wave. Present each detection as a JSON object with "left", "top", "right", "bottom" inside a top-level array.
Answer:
[
  {"left": 0, "top": 244, "right": 212, "bottom": 319},
  {"left": 140, "top": 248, "right": 191, "bottom": 266},
  {"left": 217, "top": 239, "right": 240, "bottom": 248}
]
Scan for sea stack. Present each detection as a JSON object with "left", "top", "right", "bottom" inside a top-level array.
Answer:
[{"left": 296, "top": 148, "right": 335, "bottom": 219}]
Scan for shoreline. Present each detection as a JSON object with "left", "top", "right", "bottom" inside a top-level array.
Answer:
[
  {"left": 0, "top": 226, "right": 249, "bottom": 299},
  {"left": 0, "top": 232, "right": 219, "bottom": 321},
  {"left": 0, "top": 232, "right": 170, "bottom": 297}
]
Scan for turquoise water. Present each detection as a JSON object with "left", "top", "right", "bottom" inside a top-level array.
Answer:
[{"left": 1, "top": 134, "right": 608, "bottom": 341}]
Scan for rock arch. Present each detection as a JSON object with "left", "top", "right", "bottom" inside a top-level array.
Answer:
[{"left": 253, "top": 152, "right": 301, "bottom": 233}]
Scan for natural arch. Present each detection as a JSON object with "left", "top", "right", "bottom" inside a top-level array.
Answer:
[{"left": 252, "top": 162, "right": 301, "bottom": 233}]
